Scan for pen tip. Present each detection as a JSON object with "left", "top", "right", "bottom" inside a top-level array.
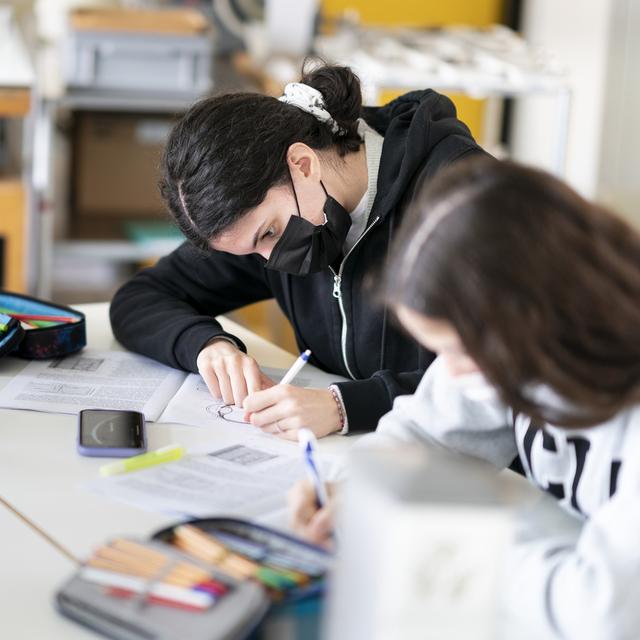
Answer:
[{"left": 297, "top": 427, "right": 313, "bottom": 447}]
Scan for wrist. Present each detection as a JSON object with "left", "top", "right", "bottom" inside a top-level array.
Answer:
[
  {"left": 197, "top": 337, "right": 240, "bottom": 369},
  {"left": 202, "top": 337, "right": 239, "bottom": 354}
]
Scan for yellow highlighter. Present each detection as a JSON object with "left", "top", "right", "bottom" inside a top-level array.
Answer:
[{"left": 99, "top": 444, "right": 185, "bottom": 477}]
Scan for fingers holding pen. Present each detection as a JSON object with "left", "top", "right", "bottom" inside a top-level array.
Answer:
[
  {"left": 243, "top": 386, "right": 341, "bottom": 438},
  {"left": 287, "top": 479, "right": 336, "bottom": 548}
]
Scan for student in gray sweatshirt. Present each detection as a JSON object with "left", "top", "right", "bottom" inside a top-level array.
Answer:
[{"left": 289, "top": 157, "right": 640, "bottom": 639}]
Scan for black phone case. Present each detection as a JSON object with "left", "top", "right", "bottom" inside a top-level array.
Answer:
[{"left": 77, "top": 409, "right": 147, "bottom": 457}]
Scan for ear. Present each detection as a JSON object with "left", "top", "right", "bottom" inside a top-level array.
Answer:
[{"left": 286, "top": 143, "right": 321, "bottom": 183}]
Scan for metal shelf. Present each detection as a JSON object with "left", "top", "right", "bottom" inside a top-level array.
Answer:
[{"left": 54, "top": 239, "right": 183, "bottom": 263}]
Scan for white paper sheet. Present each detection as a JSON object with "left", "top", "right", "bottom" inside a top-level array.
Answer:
[
  {"left": 157, "top": 366, "right": 342, "bottom": 429},
  {"left": 0, "top": 349, "right": 186, "bottom": 421},
  {"left": 0, "top": 349, "right": 348, "bottom": 429},
  {"left": 85, "top": 434, "right": 324, "bottom": 521}
]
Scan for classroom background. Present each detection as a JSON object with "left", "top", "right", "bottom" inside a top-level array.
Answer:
[
  {"left": 2, "top": 2, "right": 639, "bottom": 639},
  {"left": 1, "top": 0, "right": 636, "bottom": 354}
]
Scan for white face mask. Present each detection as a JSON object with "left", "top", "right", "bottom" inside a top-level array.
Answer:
[{"left": 451, "top": 371, "right": 499, "bottom": 402}]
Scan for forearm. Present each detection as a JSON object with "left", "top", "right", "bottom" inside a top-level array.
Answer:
[
  {"left": 110, "top": 275, "right": 246, "bottom": 371},
  {"left": 110, "top": 243, "right": 270, "bottom": 370}
]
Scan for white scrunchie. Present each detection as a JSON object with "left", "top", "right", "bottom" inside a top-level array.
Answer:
[{"left": 278, "top": 82, "right": 346, "bottom": 136}]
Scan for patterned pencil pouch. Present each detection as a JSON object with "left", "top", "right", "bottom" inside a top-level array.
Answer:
[{"left": 0, "top": 291, "right": 86, "bottom": 359}]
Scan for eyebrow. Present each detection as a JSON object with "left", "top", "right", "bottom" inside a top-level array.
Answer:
[{"left": 252, "top": 221, "right": 266, "bottom": 250}]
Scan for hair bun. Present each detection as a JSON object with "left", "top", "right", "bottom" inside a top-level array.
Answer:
[{"left": 301, "top": 62, "right": 363, "bottom": 134}]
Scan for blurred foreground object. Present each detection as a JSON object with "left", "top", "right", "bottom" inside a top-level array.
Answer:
[{"left": 324, "top": 446, "right": 529, "bottom": 640}]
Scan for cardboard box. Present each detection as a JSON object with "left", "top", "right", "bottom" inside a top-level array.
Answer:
[
  {"left": 73, "top": 112, "right": 174, "bottom": 220},
  {"left": 70, "top": 7, "right": 209, "bottom": 35}
]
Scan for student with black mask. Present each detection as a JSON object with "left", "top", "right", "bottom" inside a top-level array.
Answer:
[{"left": 109, "top": 63, "right": 487, "bottom": 439}]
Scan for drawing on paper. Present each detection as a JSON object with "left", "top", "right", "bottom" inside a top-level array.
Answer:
[{"left": 205, "top": 402, "right": 250, "bottom": 424}]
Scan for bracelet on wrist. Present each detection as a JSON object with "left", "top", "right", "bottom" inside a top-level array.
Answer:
[{"left": 329, "top": 386, "right": 345, "bottom": 431}]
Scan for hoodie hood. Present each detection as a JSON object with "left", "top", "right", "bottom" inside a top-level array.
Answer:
[{"left": 362, "top": 90, "right": 478, "bottom": 220}]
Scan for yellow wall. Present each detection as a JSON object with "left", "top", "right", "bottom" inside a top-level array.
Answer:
[
  {"left": 322, "top": 0, "right": 503, "bottom": 26},
  {"left": 0, "top": 90, "right": 31, "bottom": 293},
  {"left": 0, "top": 179, "right": 26, "bottom": 292},
  {"left": 377, "top": 89, "right": 486, "bottom": 145}
]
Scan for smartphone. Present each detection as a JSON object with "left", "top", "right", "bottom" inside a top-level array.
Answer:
[{"left": 77, "top": 409, "right": 147, "bottom": 457}]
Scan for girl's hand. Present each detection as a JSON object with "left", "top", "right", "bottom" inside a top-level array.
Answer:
[
  {"left": 288, "top": 479, "right": 337, "bottom": 548},
  {"left": 197, "top": 339, "right": 275, "bottom": 406},
  {"left": 242, "top": 386, "right": 341, "bottom": 440}
]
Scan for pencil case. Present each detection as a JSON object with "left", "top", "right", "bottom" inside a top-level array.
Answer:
[
  {"left": 0, "top": 291, "right": 86, "bottom": 359},
  {"left": 55, "top": 517, "right": 332, "bottom": 640}
]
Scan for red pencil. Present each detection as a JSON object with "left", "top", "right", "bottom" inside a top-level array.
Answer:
[
  {"left": 5, "top": 312, "right": 79, "bottom": 323},
  {"left": 107, "top": 587, "right": 210, "bottom": 612}
]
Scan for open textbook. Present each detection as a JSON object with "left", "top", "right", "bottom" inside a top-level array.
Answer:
[{"left": 0, "top": 349, "right": 347, "bottom": 425}]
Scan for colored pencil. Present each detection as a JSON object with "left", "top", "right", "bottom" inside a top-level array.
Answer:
[
  {"left": 80, "top": 529, "right": 323, "bottom": 615},
  {"left": 85, "top": 539, "right": 229, "bottom": 598},
  {"left": 87, "top": 556, "right": 228, "bottom": 594},
  {"left": 27, "top": 319, "right": 60, "bottom": 328},
  {"left": 0, "top": 311, "right": 79, "bottom": 323},
  {"left": 108, "top": 587, "right": 208, "bottom": 613},
  {"left": 80, "top": 567, "right": 215, "bottom": 610},
  {"left": 212, "top": 531, "right": 323, "bottom": 576},
  {"left": 173, "top": 525, "right": 302, "bottom": 590}
]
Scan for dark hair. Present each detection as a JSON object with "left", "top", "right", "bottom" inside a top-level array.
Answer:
[
  {"left": 160, "top": 63, "right": 363, "bottom": 250},
  {"left": 382, "top": 156, "right": 640, "bottom": 427}
]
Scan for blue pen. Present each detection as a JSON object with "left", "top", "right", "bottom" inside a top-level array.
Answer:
[
  {"left": 280, "top": 349, "right": 311, "bottom": 386},
  {"left": 298, "top": 428, "right": 329, "bottom": 507}
]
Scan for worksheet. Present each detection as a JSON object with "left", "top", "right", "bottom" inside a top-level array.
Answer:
[
  {"left": 0, "top": 349, "right": 348, "bottom": 426},
  {"left": 156, "top": 366, "right": 313, "bottom": 428},
  {"left": 0, "top": 349, "right": 186, "bottom": 421},
  {"left": 84, "top": 434, "right": 328, "bottom": 522}
]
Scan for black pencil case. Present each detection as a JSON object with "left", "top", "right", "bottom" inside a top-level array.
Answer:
[
  {"left": 55, "top": 517, "right": 332, "bottom": 640},
  {"left": 0, "top": 291, "right": 86, "bottom": 359}
]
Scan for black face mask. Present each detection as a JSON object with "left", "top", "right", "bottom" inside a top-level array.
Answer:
[{"left": 265, "top": 180, "right": 352, "bottom": 276}]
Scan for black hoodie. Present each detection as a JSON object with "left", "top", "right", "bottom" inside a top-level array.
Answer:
[{"left": 110, "top": 89, "right": 486, "bottom": 431}]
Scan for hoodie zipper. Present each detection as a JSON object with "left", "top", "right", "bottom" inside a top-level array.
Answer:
[{"left": 330, "top": 216, "right": 381, "bottom": 379}]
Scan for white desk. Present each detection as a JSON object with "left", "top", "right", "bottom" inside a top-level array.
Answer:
[
  {"left": 0, "top": 506, "right": 84, "bottom": 638},
  {"left": 0, "top": 303, "right": 353, "bottom": 638}
]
